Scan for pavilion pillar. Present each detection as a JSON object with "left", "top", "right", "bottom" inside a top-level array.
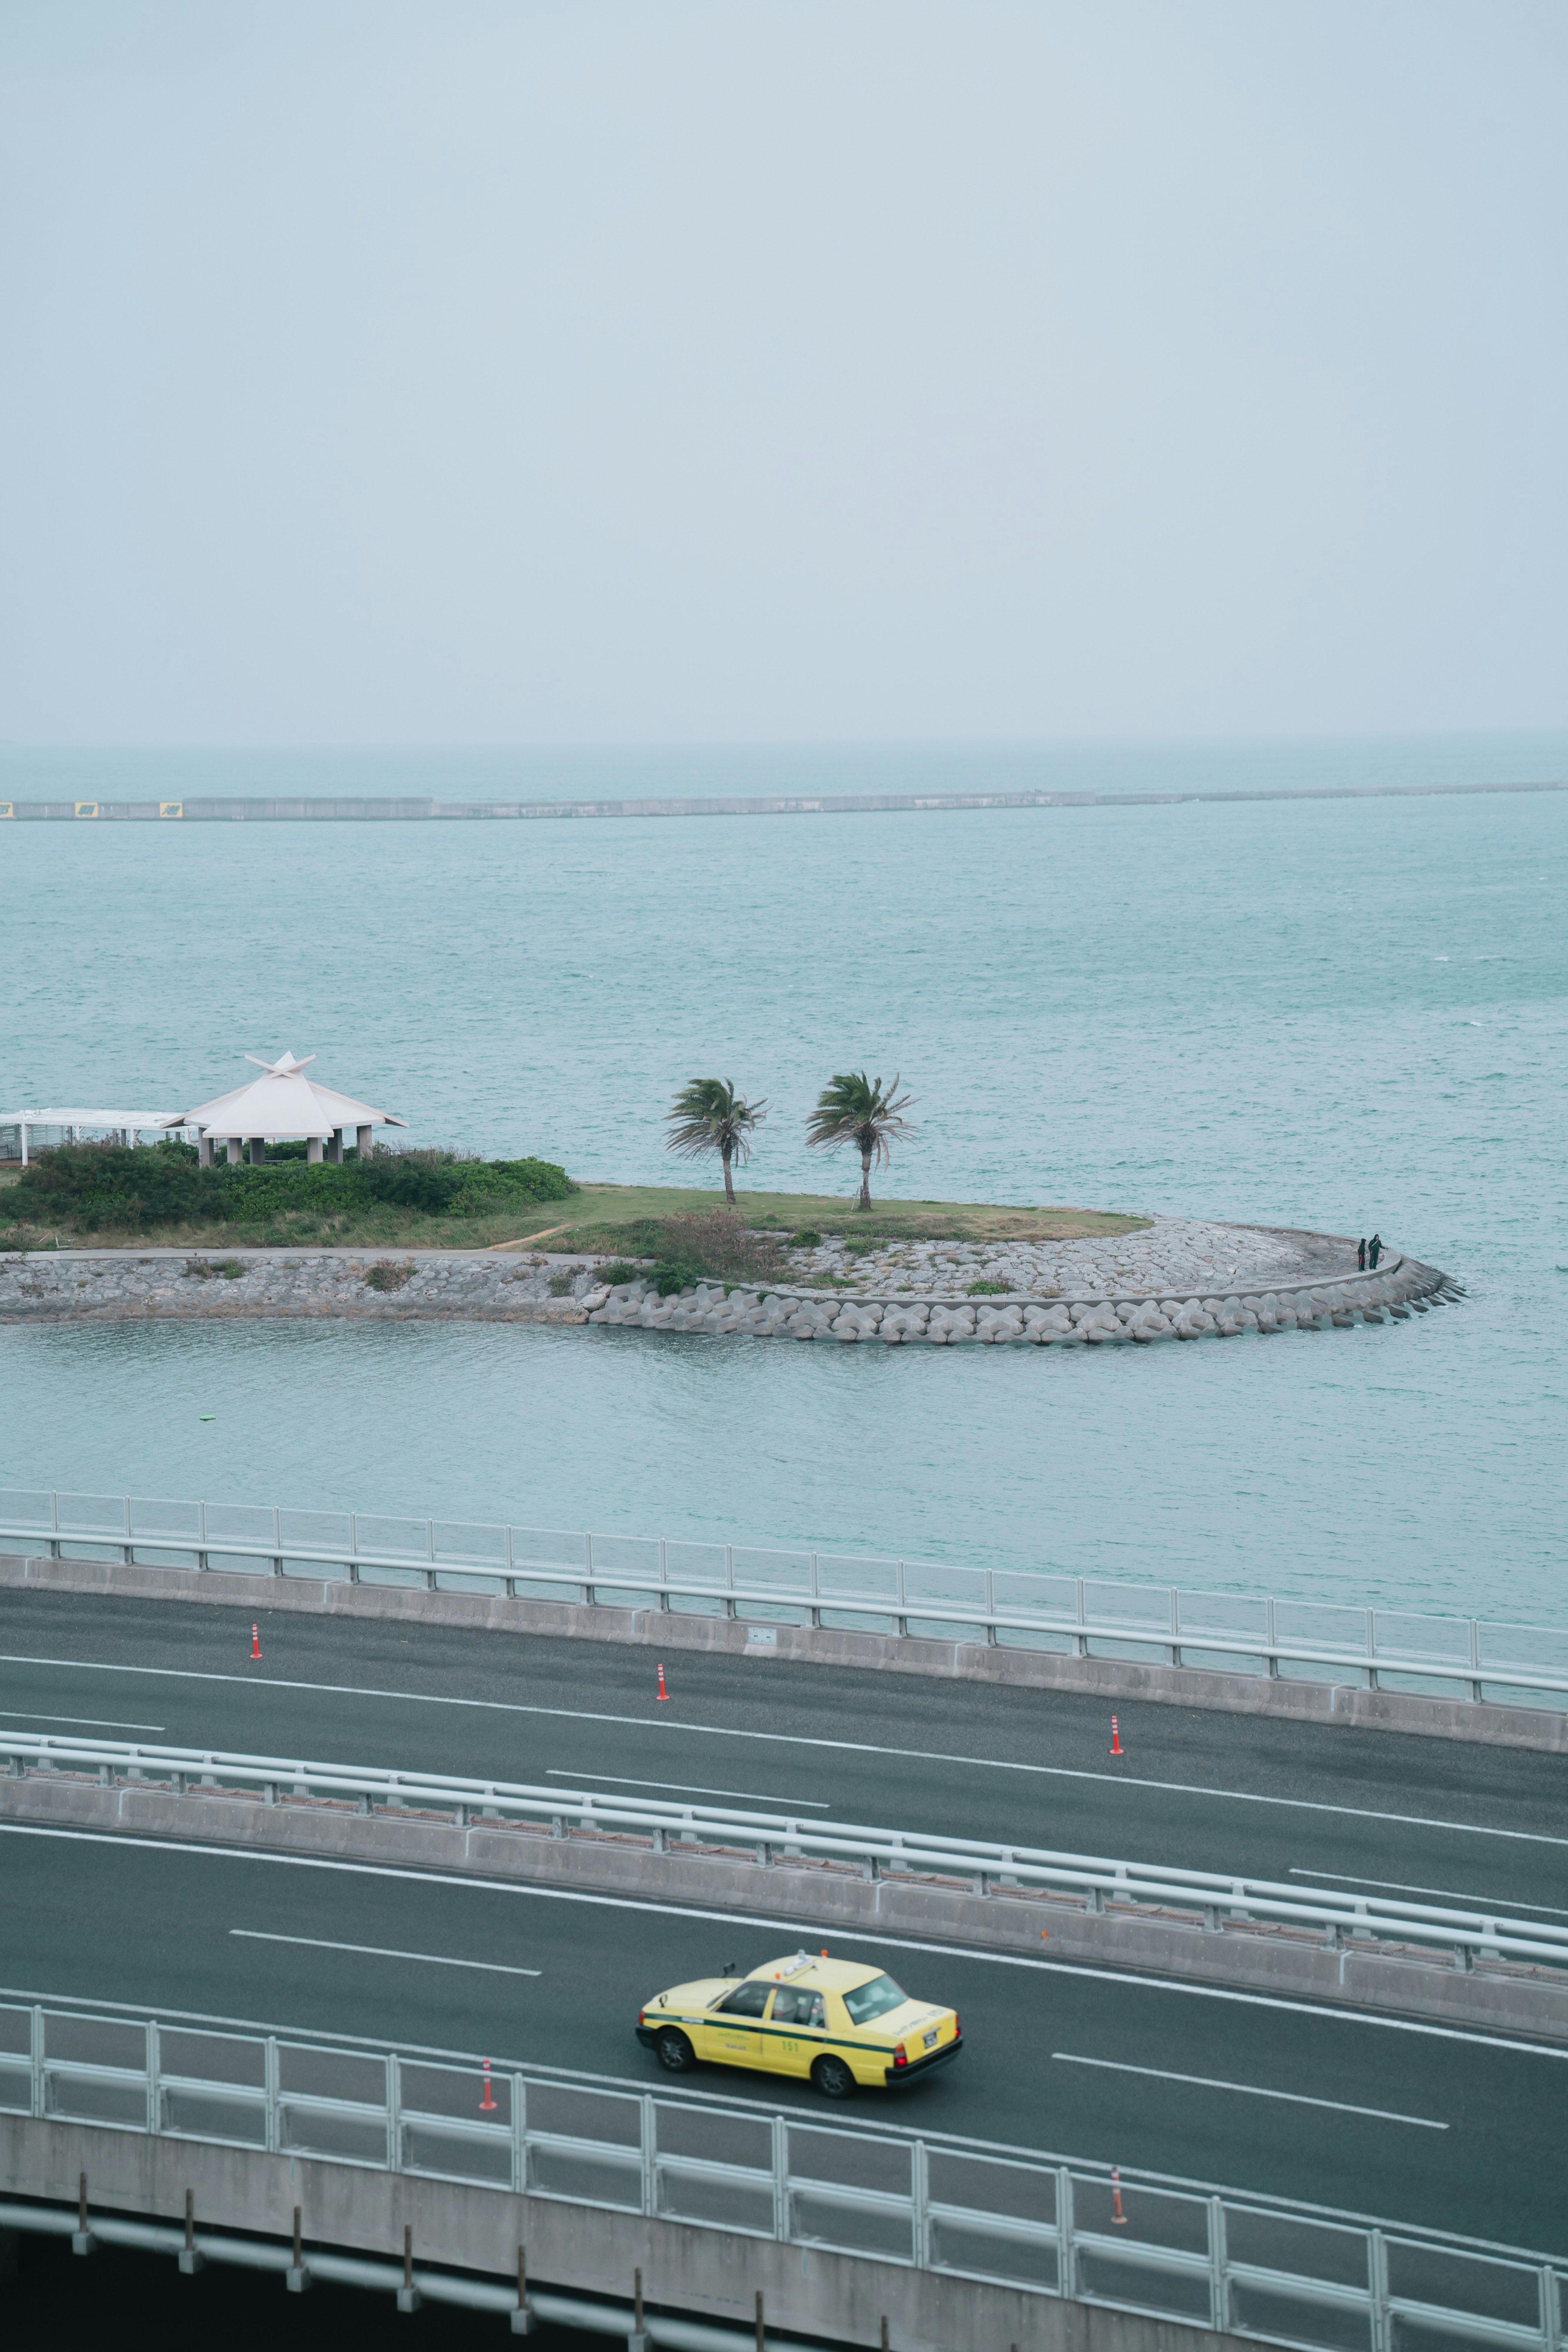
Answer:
[
  {"left": 307, "top": 1136, "right": 323, "bottom": 1164},
  {"left": 247, "top": 1139, "right": 266, "bottom": 1166},
  {"left": 197, "top": 1135, "right": 213, "bottom": 1168},
  {"left": 356, "top": 1125, "right": 372, "bottom": 1159},
  {"left": 327, "top": 1129, "right": 343, "bottom": 1165},
  {"left": 226, "top": 1140, "right": 242, "bottom": 1166}
]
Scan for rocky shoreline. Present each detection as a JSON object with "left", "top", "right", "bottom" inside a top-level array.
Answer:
[{"left": 0, "top": 1224, "right": 1459, "bottom": 1344}]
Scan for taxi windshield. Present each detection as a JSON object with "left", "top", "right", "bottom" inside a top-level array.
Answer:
[{"left": 841, "top": 1974, "right": 907, "bottom": 2026}]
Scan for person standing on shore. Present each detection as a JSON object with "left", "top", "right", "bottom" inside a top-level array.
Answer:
[
  {"left": 1357, "top": 1238, "right": 1368, "bottom": 1270},
  {"left": 1369, "top": 1233, "right": 1382, "bottom": 1268}
]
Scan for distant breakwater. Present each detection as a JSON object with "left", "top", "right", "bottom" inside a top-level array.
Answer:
[
  {"left": 0, "top": 1241, "right": 1458, "bottom": 1343},
  {"left": 2, "top": 781, "right": 1563, "bottom": 823}
]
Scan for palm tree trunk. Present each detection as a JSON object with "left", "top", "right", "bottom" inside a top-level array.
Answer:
[
  {"left": 859, "top": 1149, "right": 872, "bottom": 1211},
  {"left": 723, "top": 1147, "right": 735, "bottom": 1207}
]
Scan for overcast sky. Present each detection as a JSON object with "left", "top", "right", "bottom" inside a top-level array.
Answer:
[{"left": 1, "top": 0, "right": 1563, "bottom": 747}]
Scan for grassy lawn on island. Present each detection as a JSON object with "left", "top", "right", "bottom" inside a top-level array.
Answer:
[
  {"left": 0, "top": 1171, "right": 1149, "bottom": 1256},
  {"left": 543, "top": 1184, "right": 1150, "bottom": 1253}
]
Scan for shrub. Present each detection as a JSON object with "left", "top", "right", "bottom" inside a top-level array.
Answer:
[
  {"left": 364, "top": 1260, "right": 414, "bottom": 1292},
  {"left": 649, "top": 1257, "right": 704, "bottom": 1298},
  {"left": 787, "top": 1229, "right": 822, "bottom": 1248},
  {"left": 967, "top": 1278, "right": 1012, "bottom": 1295},
  {"left": 655, "top": 1213, "right": 783, "bottom": 1288},
  {"left": 184, "top": 1256, "right": 246, "bottom": 1280},
  {"left": 10, "top": 1141, "right": 574, "bottom": 1234},
  {"left": 547, "top": 1268, "right": 584, "bottom": 1297},
  {"left": 598, "top": 1261, "right": 648, "bottom": 1286}
]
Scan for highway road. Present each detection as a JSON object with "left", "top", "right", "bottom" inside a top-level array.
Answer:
[
  {"left": 2, "top": 1592, "right": 1566, "bottom": 2256},
  {"left": 2, "top": 1590, "right": 1566, "bottom": 1916},
  {"left": 2, "top": 1824, "right": 1564, "bottom": 2257}
]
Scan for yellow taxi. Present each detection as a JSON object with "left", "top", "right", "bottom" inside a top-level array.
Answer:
[{"left": 635, "top": 1949, "right": 962, "bottom": 2098}]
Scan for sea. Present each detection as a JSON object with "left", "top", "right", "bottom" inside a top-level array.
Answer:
[{"left": 3, "top": 736, "right": 1566, "bottom": 1628}]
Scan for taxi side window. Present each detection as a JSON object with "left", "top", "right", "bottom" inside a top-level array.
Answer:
[
  {"left": 773, "top": 1988, "right": 825, "bottom": 2028},
  {"left": 715, "top": 1982, "right": 772, "bottom": 2018}
]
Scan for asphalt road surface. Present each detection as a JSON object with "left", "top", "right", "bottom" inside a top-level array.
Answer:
[
  {"left": 2, "top": 1824, "right": 1563, "bottom": 2258},
  {"left": 2, "top": 1592, "right": 1566, "bottom": 1915}
]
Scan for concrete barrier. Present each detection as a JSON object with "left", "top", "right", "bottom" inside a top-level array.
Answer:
[
  {"left": 5, "top": 1549, "right": 1567, "bottom": 1755},
  {"left": 0, "top": 2115, "right": 1243, "bottom": 2352},
  {"left": 5, "top": 1774, "right": 1565, "bottom": 2042}
]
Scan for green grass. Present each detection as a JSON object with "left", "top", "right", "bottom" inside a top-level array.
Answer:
[
  {"left": 2, "top": 1177, "right": 1148, "bottom": 1255},
  {"left": 550, "top": 1184, "right": 1148, "bottom": 1254}
]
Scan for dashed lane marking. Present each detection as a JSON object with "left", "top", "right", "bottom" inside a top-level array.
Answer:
[
  {"left": 1051, "top": 2053, "right": 1448, "bottom": 2128},
  {"left": 230, "top": 1930, "right": 540, "bottom": 1975}
]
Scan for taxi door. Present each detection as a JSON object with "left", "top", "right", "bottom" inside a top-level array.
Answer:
[
  {"left": 701, "top": 1979, "right": 773, "bottom": 2067},
  {"left": 766, "top": 1984, "right": 829, "bottom": 2078}
]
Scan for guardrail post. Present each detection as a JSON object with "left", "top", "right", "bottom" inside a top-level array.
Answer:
[
  {"left": 1365, "top": 1610, "right": 1380, "bottom": 1691},
  {"left": 1368, "top": 2228, "right": 1390, "bottom": 2352},
  {"left": 1265, "top": 1596, "right": 1279, "bottom": 1677},
  {"left": 349, "top": 1514, "right": 361, "bottom": 1584},
  {"left": 425, "top": 1520, "right": 436, "bottom": 1591},
  {"left": 896, "top": 1560, "right": 908, "bottom": 1639},
  {"left": 49, "top": 1489, "right": 60, "bottom": 1561},
  {"left": 147, "top": 2020, "right": 160, "bottom": 2136},
  {"left": 1058, "top": 2167, "right": 1075, "bottom": 2300},
  {"left": 1469, "top": 1619, "right": 1483, "bottom": 1705},
  {"left": 387, "top": 2053, "right": 400, "bottom": 2172},
  {"left": 122, "top": 1496, "right": 134, "bottom": 1568},
  {"left": 512, "top": 2076, "right": 527, "bottom": 2195},
  {"left": 657, "top": 1539, "right": 669, "bottom": 1612},
  {"left": 195, "top": 1499, "right": 208, "bottom": 1573},
  {"left": 1169, "top": 1587, "right": 1181, "bottom": 1668},
  {"left": 272, "top": 1507, "right": 283, "bottom": 1578},
  {"left": 1075, "top": 1580, "right": 1089, "bottom": 1658},
  {"left": 1208, "top": 2195, "right": 1227, "bottom": 2332},
  {"left": 984, "top": 1569, "right": 997, "bottom": 1644},
  {"left": 584, "top": 1532, "right": 594, "bottom": 1606},
  {"left": 809, "top": 1553, "right": 820, "bottom": 1629},
  {"left": 639, "top": 2093, "right": 655, "bottom": 2217},
  {"left": 912, "top": 2138, "right": 930, "bottom": 2269},
  {"left": 1539, "top": 2264, "right": 1561, "bottom": 2352},
  {"left": 724, "top": 1545, "right": 736, "bottom": 1619},
  {"left": 30, "top": 2005, "right": 43, "bottom": 2119},
  {"left": 265, "top": 2037, "right": 280, "bottom": 2155}
]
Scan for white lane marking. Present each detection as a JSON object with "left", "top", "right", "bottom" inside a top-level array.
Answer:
[
  {"left": 0, "top": 1710, "right": 165, "bottom": 1732},
  {"left": 3, "top": 1823, "right": 1564, "bottom": 2064},
  {"left": 230, "top": 1930, "right": 540, "bottom": 1977},
  {"left": 544, "top": 1770, "right": 830, "bottom": 1809},
  {"left": 2, "top": 1654, "right": 1561, "bottom": 1851},
  {"left": 1051, "top": 2053, "right": 1447, "bottom": 2129},
  {"left": 1289, "top": 1868, "right": 1568, "bottom": 1919}
]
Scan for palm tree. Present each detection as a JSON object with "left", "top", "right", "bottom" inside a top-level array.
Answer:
[
  {"left": 664, "top": 1079, "right": 767, "bottom": 1207},
  {"left": 806, "top": 1072, "right": 917, "bottom": 1211}
]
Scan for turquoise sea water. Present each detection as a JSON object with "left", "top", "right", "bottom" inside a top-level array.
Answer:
[{"left": 2, "top": 740, "right": 1565, "bottom": 1623}]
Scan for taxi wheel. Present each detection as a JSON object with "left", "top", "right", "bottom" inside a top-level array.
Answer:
[
  {"left": 654, "top": 2028, "right": 696, "bottom": 2073},
  {"left": 811, "top": 2055, "right": 856, "bottom": 2100}
]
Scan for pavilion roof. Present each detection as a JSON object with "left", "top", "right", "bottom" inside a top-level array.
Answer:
[{"left": 164, "top": 1052, "right": 408, "bottom": 1141}]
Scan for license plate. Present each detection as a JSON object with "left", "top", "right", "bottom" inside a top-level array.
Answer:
[{"left": 923, "top": 2031, "right": 938, "bottom": 2050}]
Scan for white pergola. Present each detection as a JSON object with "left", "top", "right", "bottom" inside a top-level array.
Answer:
[
  {"left": 163, "top": 1051, "right": 408, "bottom": 1166},
  {"left": 0, "top": 1111, "right": 194, "bottom": 1166}
]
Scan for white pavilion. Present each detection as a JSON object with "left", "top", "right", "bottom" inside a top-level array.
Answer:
[{"left": 163, "top": 1051, "right": 408, "bottom": 1166}]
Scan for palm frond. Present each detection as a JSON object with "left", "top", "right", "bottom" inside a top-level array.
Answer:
[
  {"left": 664, "top": 1079, "right": 768, "bottom": 1165},
  {"left": 805, "top": 1072, "right": 917, "bottom": 1168}
]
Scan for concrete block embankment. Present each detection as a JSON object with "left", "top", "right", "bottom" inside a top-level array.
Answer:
[
  {"left": 4, "top": 1550, "right": 1566, "bottom": 1755},
  {"left": 4, "top": 1775, "right": 1564, "bottom": 2044}
]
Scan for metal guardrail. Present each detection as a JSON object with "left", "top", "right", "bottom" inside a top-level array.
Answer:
[
  {"left": 7, "top": 1730, "right": 1566, "bottom": 1976},
  {"left": 0, "top": 1993, "right": 1562, "bottom": 2352},
  {"left": 4, "top": 1487, "right": 1568, "bottom": 1708}
]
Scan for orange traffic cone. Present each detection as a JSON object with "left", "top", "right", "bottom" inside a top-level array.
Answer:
[
  {"left": 1111, "top": 2167, "right": 1127, "bottom": 2225},
  {"left": 656, "top": 1663, "right": 670, "bottom": 1703},
  {"left": 250, "top": 1623, "right": 262, "bottom": 1661},
  {"left": 479, "top": 2060, "right": 496, "bottom": 2113},
  {"left": 1109, "top": 1714, "right": 1123, "bottom": 1756}
]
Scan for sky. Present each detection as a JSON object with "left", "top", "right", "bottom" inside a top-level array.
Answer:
[{"left": 0, "top": 0, "right": 1564, "bottom": 748}]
